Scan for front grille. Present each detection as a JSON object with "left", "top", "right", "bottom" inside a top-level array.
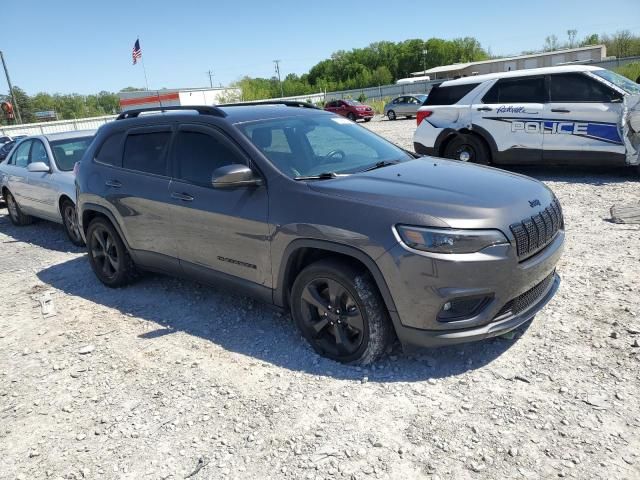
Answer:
[
  {"left": 510, "top": 198, "right": 563, "bottom": 260},
  {"left": 496, "top": 270, "right": 556, "bottom": 318}
]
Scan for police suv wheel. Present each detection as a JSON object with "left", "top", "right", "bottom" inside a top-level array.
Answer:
[{"left": 443, "top": 135, "right": 490, "bottom": 165}]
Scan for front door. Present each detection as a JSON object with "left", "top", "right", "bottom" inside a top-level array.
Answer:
[
  {"left": 168, "top": 123, "right": 270, "bottom": 287},
  {"left": 472, "top": 75, "right": 546, "bottom": 164},
  {"left": 25, "top": 139, "right": 58, "bottom": 219},
  {"left": 543, "top": 72, "right": 626, "bottom": 164}
]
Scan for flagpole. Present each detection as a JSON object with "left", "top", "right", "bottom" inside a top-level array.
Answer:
[
  {"left": 139, "top": 40, "right": 150, "bottom": 91},
  {"left": 136, "top": 36, "right": 149, "bottom": 91}
]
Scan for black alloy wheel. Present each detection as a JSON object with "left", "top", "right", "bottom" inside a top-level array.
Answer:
[
  {"left": 291, "top": 259, "right": 394, "bottom": 364},
  {"left": 86, "top": 218, "right": 136, "bottom": 287},
  {"left": 300, "top": 277, "right": 365, "bottom": 358}
]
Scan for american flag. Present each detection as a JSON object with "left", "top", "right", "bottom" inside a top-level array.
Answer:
[{"left": 132, "top": 39, "right": 142, "bottom": 65}]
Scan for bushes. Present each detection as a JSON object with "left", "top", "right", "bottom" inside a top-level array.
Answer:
[{"left": 615, "top": 63, "right": 640, "bottom": 82}]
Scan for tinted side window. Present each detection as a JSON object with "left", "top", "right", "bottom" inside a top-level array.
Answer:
[
  {"left": 13, "top": 141, "right": 32, "bottom": 167},
  {"left": 549, "top": 73, "right": 617, "bottom": 102},
  {"left": 95, "top": 132, "right": 125, "bottom": 166},
  {"left": 424, "top": 83, "right": 480, "bottom": 105},
  {"left": 174, "top": 131, "right": 243, "bottom": 185},
  {"left": 122, "top": 131, "right": 170, "bottom": 176},
  {"left": 29, "top": 140, "right": 49, "bottom": 165},
  {"left": 482, "top": 77, "right": 545, "bottom": 103}
]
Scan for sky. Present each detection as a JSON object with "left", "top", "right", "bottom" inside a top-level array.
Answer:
[{"left": 2, "top": 0, "right": 639, "bottom": 95}]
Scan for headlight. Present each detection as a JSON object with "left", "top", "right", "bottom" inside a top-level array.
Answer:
[{"left": 396, "top": 225, "right": 508, "bottom": 254}]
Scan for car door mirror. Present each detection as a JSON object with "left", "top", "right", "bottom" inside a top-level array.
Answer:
[
  {"left": 27, "top": 161, "right": 50, "bottom": 173},
  {"left": 211, "top": 164, "right": 262, "bottom": 188}
]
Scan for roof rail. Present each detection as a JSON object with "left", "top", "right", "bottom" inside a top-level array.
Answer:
[
  {"left": 219, "top": 100, "right": 320, "bottom": 110},
  {"left": 116, "top": 105, "right": 227, "bottom": 120}
]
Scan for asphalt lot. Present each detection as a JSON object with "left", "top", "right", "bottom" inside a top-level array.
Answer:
[{"left": 0, "top": 117, "right": 639, "bottom": 480}]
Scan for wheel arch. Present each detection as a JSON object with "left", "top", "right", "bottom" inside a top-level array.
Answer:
[
  {"left": 275, "top": 239, "right": 398, "bottom": 315},
  {"left": 57, "top": 194, "right": 74, "bottom": 216},
  {"left": 436, "top": 126, "right": 496, "bottom": 164},
  {"left": 81, "top": 203, "right": 132, "bottom": 251}
]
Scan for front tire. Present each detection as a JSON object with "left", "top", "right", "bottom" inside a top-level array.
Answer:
[
  {"left": 291, "top": 259, "right": 394, "bottom": 364},
  {"left": 347, "top": 112, "right": 356, "bottom": 122},
  {"left": 442, "top": 134, "right": 490, "bottom": 165},
  {"left": 86, "top": 217, "right": 136, "bottom": 287},
  {"left": 387, "top": 110, "right": 396, "bottom": 121},
  {"left": 61, "top": 199, "right": 85, "bottom": 247},
  {"left": 5, "top": 191, "right": 33, "bottom": 226}
]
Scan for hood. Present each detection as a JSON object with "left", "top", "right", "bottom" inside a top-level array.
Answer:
[{"left": 309, "top": 158, "right": 556, "bottom": 230}]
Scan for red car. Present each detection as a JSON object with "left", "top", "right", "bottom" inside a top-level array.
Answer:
[{"left": 324, "top": 99, "right": 374, "bottom": 122}]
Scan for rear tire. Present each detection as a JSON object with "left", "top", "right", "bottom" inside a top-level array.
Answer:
[
  {"left": 442, "top": 134, "right": 490, "bottom": 165},
  {"left": 61, "top": 199, "right": 85, "bottom": 247},
  {"left": 5, "top": 191, "right": 33, "bottom": 226},
  {"left": 291, "top": 258, "right": 394, "bottom": 364},
  {"left": 364, "top": 118, "right": 371, "bottom": 122},
  {"left": 86, "top": 217, "right": 136, "bottom": 287}
]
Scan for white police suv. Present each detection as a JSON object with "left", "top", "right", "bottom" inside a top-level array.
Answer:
[{"left": 413, "top": 65, "right": 640, "bottom": 168}]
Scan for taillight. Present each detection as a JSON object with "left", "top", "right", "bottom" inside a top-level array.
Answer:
[
  {"left": 73, "top": 161, "right": 80, "bottom": 177},
  {"left": 417, "top": 110, "right": 433, "bottom": 126}
]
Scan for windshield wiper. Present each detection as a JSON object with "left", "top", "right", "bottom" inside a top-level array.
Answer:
[
  {"left": 294, "top": 172, "right": 340, "bottom": 181},
  {"left": 358, "top": 160, "right": 401, "bottom": 173}
]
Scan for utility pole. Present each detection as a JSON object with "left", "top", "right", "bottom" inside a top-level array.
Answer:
[
  {"left": 0, "top": 50, "right": 22, "bottom": 124},
  {"left": 422, "top": 49, "right": 428, "bottom": 75},
  {"left": 207, "top": 69, "right": 214, "bottom": 88},
  {"left": 273, "top": 60, "right": 284, "bottom": 97}
]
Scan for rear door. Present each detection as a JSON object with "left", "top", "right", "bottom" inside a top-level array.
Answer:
[
  {"left": 112, "top": 125, "right": 178, "bottom": 269},
  {"left": 472, "top": 76, "right": 546, "bottom": 163},
  {"left": 4, "top": 140, "right": 33, "bottom": 209},
  {"left": 543, "top": 73, "right": 625, "bottom": 164},
  {"left": 168, "top": 123, "right": 270, "bottom": 286}
]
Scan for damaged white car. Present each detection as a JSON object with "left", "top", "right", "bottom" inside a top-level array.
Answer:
[{"left": 413, "top": 65, "right": 640, "bottom": 170}]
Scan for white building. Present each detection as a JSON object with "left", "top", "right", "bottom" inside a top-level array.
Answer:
[
  {"left": 119, "top": 87, "right": 242, "bottom": 111},
  {"left": 411, "top": 45, "right": 607, "bottom": 80}
]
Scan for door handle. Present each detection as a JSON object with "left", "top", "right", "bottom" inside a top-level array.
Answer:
[
  {"left": 171, "top": 192, "right": 194, "bottom": 202},
  {"left": 551, "top": 108, "right": 570, "bottom": 113},
  {"left": 477, "top": 106, "right": 493, "bottom": 112},
  {"left": 105, "top": 180, "right": 122, "bottom": 188}
]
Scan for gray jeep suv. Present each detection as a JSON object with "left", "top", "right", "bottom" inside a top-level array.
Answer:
[{"left": 76, "top": 103, "right": 564, "bottom": 364}]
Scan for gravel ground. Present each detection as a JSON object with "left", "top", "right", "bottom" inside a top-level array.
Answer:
[{"left": 1, "top": 117, "right": 639, "bottom": 480}]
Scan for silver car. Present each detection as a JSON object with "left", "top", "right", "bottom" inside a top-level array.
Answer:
[
  {"left": 384, "top": 94, "right": 428, "bottom": 120},
  {"left": 0, "top": 130, "right": 95, "bottom": 246}
]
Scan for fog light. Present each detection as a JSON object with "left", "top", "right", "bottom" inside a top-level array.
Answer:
[{"left": 438, "top": 296, "right": 492, "bottom": 322}]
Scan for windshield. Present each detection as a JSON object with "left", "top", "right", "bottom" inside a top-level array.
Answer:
[
  {"left": 344, "top": 100, "right": 361, "bottom": 106},
  {"left": 416, "top": 95, "right": 428, "bottom": 102},
  {"left": 238, "top": 114, "right": 412, "bottom": 178},
  {"left": 50, "top": 136, "right": 93, "bottom": 171},
  {"left": 592, "top": 70, "right": 640, "bottom": 95}
]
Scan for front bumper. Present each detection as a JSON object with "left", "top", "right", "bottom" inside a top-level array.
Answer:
[
  {"left": 377, "top": 230, "right": 564, "bottom": 348},
  {"left": 356, "top": 111, "right": 374, "bottom": 119},
  {"left": 391, "top": 272, "right": 559, "bottom": 348}
]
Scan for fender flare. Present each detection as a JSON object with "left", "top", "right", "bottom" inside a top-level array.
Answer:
[
  {"left": 80, "top": 203, "right": 132, "bottom": 252},
  {"left": 275, "top": 238, "right": 398, "bottom": 314}
]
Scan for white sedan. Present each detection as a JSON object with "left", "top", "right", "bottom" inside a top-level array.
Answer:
[{"left": 0, "top": 130, "right": 95, "bottom": 246}]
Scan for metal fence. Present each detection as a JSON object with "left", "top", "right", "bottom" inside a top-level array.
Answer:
[{"left": 0, "top": 114, "right": 117, "bottom": 136}]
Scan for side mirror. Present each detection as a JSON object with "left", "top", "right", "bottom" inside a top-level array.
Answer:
[
  {"left": 212, "top": 164, "right": 262, "bottom": 188},
  {"left": 27, "top": 161, "right": 50, "bottom": 173}
]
